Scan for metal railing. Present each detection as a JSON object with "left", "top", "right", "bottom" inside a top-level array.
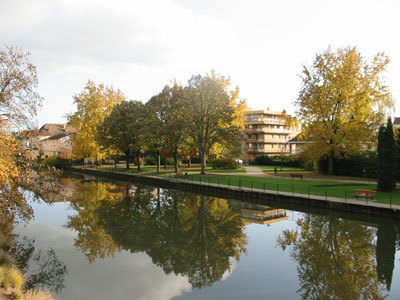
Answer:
[
  {"left": 93, "top": 166, "right": 399, "bottom": 211},
  {"left": 89, "top": 168, "right": 400, "bottom": 210}
]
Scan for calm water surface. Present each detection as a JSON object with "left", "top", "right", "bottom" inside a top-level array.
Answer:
[{"left": 15, "top": 173, "right": 400, "bottom": 300}]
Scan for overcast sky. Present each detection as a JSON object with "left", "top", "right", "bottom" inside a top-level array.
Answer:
[{"left": 1, "top": 0, "right": 399, "bottom": 125}]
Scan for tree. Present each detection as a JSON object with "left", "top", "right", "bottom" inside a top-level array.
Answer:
[
  {"left": 146, "top": 83, "right": 187, "bottom": 173},
  {"left": 97, "top": 101, "right": 147, "bottom": 170},
  {"left": 68, "top": 80, "right": 125, "bottom": 160},
  {"left": 185, "top": 72, "right": 244, "bottom": 174},
  {"left": 0, "top": 45, "right": 43, "bottom": 129},
  {"left": 296, "top": 47, "right": 393, "bottom": 175},
  {"left": 377, "top": 118, "right": 396, "bottom": 191},
  {"left": 0, "top": 45, "right": 43, "bottom": 224}
]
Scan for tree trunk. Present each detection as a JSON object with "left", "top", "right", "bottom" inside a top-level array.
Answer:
[
  {"left": 136, "top": 151, "right": 141, "bottom": 172},
  {"left": 173, "top": 152, "right": 179, "bottom": 173},
  {"left": 188, "top": 158, "right": 191, "bottom": 168},
  {"left": 328, "top": 151, "right": 334, "bottom": 175},
  {"left": 125, "top": 151, "right": 130, "bottom": 169},
  {"left": 157, "top": 150, "right": 160, "bottom": 173},
  {"left": 200, "top": 151, "right": 206, "bottom": 175}
]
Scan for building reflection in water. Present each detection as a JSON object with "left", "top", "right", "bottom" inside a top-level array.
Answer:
[{"left": 229, "top": 200, "right": 288, "bottom": 225}]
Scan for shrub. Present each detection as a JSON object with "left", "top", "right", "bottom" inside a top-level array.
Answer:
[
  {"left": 319, "top": 152, "right": 377, "bottom": 178},
  {"left": 252, "top": 155, "right": 274, "bottom": 165},
  {"left": 41, "top": 156, "right": 70, "bottom": 169},
  {"left": 0, "top": 266, "right": 24, "bottom": 289},
  {"left": 161, "top": 157, "right": 178, "bottom": 166},
  {"left": 145, "top": 156, "right": 156, "bottom": 165},
  {"left": 251, "top": 155, "right": 302, "bottom": 168},
  {"left": 209, "top": 158, "right": 239, "bottom": 169},
  {"left": 280, "top": 156, "right": 301, "bottom": 168}
]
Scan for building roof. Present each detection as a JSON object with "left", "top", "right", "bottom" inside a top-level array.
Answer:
[
  {"left": 38, "top": 123, "right": 77, "bottom": 136},
  {"left": 288, "top": 133, "right": 305, "bottom": 143},
  {"left": 45, "top": 133, "right": 71, "bottom": 140}
]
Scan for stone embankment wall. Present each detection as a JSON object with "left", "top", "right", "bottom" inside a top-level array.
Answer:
[{"left": 70, "top": 167, "right": 400, "bottom": 221}]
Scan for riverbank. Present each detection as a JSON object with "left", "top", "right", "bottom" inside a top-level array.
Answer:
[{"left": 70, "top": 166, "right": 400, "bottom": 220}]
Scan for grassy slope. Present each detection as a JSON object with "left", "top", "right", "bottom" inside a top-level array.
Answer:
[{"left": 184, "top": 174, "right": 399, "bottom": 205}]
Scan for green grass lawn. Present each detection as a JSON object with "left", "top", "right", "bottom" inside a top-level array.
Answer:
[
  {"left": 251, "top": 165, "right": 311, "bottom": 174},
  {"left": 97, "top": 165, "right": 399, "bottom": 205},
  {"left": 183, "top": 174, "right": 400, "bottom": 206},
  {"left": 99, "top": 164, "right": 245, "bottom": 175}
]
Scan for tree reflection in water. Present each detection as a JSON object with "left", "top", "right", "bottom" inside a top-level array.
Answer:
[
  {"left": 277, "top": 214, "right": 388, "bottom": 300},
  {"left": 67, "top": 180, "right": 124, "bottom": 262},
  {"left": 67, "top": 180, "right": 247, "bottom": 289},
  {"left": 376, "top": 223, "right": 400, "bottom": 291}
]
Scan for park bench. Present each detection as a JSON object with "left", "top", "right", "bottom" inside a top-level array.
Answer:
[
  {"left": 354, "top": 189, "right": 376, "bottom": 201},
  {"left": 290, "top": 173, "right": 303, "bottom": 180}
]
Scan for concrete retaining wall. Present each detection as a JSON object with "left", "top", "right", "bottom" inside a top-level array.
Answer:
[{"left": 69, "top": 167, "right": 400, "bottom": 220}]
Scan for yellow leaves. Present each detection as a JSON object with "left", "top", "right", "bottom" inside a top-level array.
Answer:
[
  {"left": 296, "top": 47, "right": 393, "bottom": 163},
  {"left": 0, "top": 132, "right": 18, "bottom": 185},
  {"left": 68, "top": 80, "right": 126, "bottom": 159},
  {"left": 229, "top": 87, "right": 247, "bottom": 129}
]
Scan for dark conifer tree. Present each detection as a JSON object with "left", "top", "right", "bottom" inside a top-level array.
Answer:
[{"left": 377, "top": 118, "right": 396, "bottom": 191}]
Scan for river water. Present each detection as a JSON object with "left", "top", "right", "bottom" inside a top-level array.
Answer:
[{"left": 14, "top": 173, "right": 400, "bottom": 299}]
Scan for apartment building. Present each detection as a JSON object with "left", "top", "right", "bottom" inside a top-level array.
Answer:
[{"left": 242, "top": 109, "right": 301, "bottom": 162}]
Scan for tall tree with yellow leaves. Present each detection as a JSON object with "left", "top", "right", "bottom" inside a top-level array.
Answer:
[
  {"left": 68, "top": 81, "right": 125, "bottom": 160},
  {"left": 296, "top": 47, "right": 393, "bottom": 175}
]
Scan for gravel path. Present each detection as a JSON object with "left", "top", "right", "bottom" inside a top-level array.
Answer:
[{"left": 244, "top": 166, "right": 267, "bottom": 177}]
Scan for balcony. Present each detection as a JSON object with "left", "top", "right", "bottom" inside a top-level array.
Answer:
[
  {"left": 245, "top": 118, "right": 286, "bottom": 125},
  {"left": 243, "top": 128, "right": 297, "bottom": 135},
  {"left": 245, "top": 138, "right": 288, "bottom": 143},
  {"left": 243, "top": 128, "right": 265, "bottom": 133},
  {"left": 245, "top": 148, "right": 290, "bottom": 154}
]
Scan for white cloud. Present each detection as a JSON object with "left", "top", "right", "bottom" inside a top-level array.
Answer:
[
  {"left": 1, "top": 0, "right": 400, "bottom": 123},
  {"left": 0, "top": 0, "right": 237, "bottom": 123},
  {"left": 1, "top": 0, "right": 236, "bottom": 71}
]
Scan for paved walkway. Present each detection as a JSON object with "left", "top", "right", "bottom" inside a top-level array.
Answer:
[
  {"left": 244, "top": 166, "right": 267, "bottom": 177},
  {"left": 166, "top": 175, "right": 400, "bottom": 211},
  {"left": 72, "top": 167, "right": 400, "bottom": 214}
]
